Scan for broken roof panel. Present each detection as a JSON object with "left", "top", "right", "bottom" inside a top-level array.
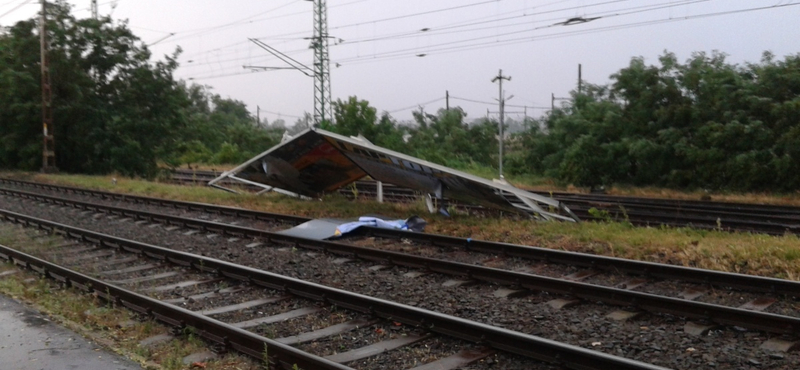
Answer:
[{"left": 209, "top": 128, "right": 579, "bottom": 222}]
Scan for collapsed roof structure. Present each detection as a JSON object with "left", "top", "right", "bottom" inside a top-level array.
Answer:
[{"left": 208, "top": 128, "right": 579, "bottom": 222}]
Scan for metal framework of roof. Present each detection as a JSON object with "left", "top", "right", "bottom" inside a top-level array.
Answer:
[{"left": 208, "top": 128, "right": 579, "bottom": 222}]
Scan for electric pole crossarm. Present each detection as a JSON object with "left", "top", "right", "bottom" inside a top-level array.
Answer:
[{"left": 248, "top": 39, "right": 313, "bottom": 77}]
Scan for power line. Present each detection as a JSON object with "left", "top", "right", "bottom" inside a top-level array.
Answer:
[
  {"left": 161, "top": 0, "right": 302, "bottom": 45},
  {"left": 177, "top": 0, "right": 628, "bottom": 71},
  {"left": 182, "top": 1, "right": 652, "bottom": 77},
  {"left": 258, "top": 109, "right": 303, "bottom": 120},
  {"left": 186, "top": 68, "right": 276, "bottom": 81},
  {"left": 331, "top": 0, "right": 499, "bottom": 30},
  {"left": 333, "top": 0, "right": 709, "bottom": 64},
  {"left": 387, "top": 97, "right": 446, "bottom": 114},
  {"left": 0, "top": 1, "right": 23, "bottom": 7},
  {"left": 180, "top": 0, "right": 657, "bottom": 80},
  {"left": 159, "top": 0, "right": 369, "bottom": 47},
  {"left": 332, "top": 1, "right": 800, "bottom": 67},
  {"left": 250, "top": 0, "right": 502, "bottom": 42},
  {"left": 337, "top": 0, "right": 637, "bottom": 45},
  {"left": 451, "top": 96, "right": 561, "bottom": 110},
  {"left": 181, "top": 0, "right": 695, "bottom": 72},
  {"left": 181, "top": 1, "right": 800, "bottom": 82},
  {"left": 0, "top": 0, "right": 33, "bottom": 20}
]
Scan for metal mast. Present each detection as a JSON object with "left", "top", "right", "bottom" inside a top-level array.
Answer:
[
  {"left": 309, "top": 0, "right": 332, "bottom": 125},
  {"left": 91, "top": 0, "right": 98, "bottom": 19},
  {"left": 40, "top": 0, "right": 56, "bottom": 172}
]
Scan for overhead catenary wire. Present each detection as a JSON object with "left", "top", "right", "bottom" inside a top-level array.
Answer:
[
  {"left": 333, "top": 0, "right": 711, "bottom": 64},
  {"left": 451, "top": 96, "right": 549, "bottom": 110},
  {"left": 181, "top": 0, "right": 708, "bottom": 79},
  {"left": 180, "top": 1, "right": 799, "bottom": 81},
  {"left": 159, "top": 0, "right": 369, "bottom": 47},
  {"left": 158, "top": 0, "right": 302, "bottom": 45},
  {"left": 257, "top": 109, "right": 303, "bottom": 120},
  {"left": 330, "top": 1, "right": 800, "bottom": 67},
  {"left": 180, "top": 0, "right": 505, "bottom": 63},
  {"left": 177, "top": 0, "right": 650, "bottom": 73},
  {"left": 337, "top": 0, "right": 638, "bottom": 45},
  {"left": 0, "top": 0, "right": 33, "bottom": 21},
  {"left": 387, "top": 97, "right": 447, "bottom": 114},
  {"left": 338, "top": 0, "right": 705, "bottom": 46}
]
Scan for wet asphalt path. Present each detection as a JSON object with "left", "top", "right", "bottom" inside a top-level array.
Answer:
[{"left": 0, "top": 293, "right": 143, "bottom": 370}]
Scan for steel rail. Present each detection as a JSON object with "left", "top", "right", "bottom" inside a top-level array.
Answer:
[
  {"left": 0, "top": 211, "right": 670, "bottom": 370},
  {"left": 565, "top": 202, "right": 799, "bottom": 228},
  {"left": 548, "top": 192, "right": 800, "bottom": 216},
  {"left": 0, "top": 178, "right": 309, "bottom": 224},
  {"left": 0, "top": 244, "right": 352, "bottom": 370},
  {"left": 4, "top": 177, "right": 795, "bottom": 235},
  {"left": 336, "top": 178, "right": 800, "bottom": 216},
  {"left": 341, "top": 181, "right": 798, "bottom": 233},
  {"left": 0, "top": 182, "right": 796, "bottom": 296},
  {"left": 2, "top": 191, "right": 800, "bottom": 335},
  {"left": 567, "top": 202, "right": 799, "bottom": 224},
  {"left": 340, "top": 183, "right": 798, "bottom": 235},
  {"left": 169, "top": 170, "right": 800, "bottom": 217},
  {"left": 563, "top": 206, "right": 795, "bottom": 235}
]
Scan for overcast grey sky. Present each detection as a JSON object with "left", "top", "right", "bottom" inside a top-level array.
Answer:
[{"left": 2, "top": 0, "right": 799, "bottom": 124}]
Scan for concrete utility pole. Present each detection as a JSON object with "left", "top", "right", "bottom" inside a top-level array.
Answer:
[
  {"left": 492, "top": 69, "right": 511, "bottom": 179},
  {"left": 445, "top": 90, "right": 449, "bottom": 110},
  {"left": 91, "top": 0, "right": 98, "bottom": 19},
  {"left": 40, "top": 0, "right": 56, "bottom": 172},
  {"left": 307, "top": 0, "right": 332, "bottom": 125}
]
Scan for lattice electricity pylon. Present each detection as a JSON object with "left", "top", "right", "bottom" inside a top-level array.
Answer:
[
  {"left": 309, "top": 0, "right": 332, "bottom": 125},
  {"left": 91, "top": 0, "right": 98, "bottom": 19}
]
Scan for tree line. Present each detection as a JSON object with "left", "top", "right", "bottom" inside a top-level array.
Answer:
[
  {"left": 0, "top": 1, "right": 281, "bottom": 177},
  {"left": 3, "top": 2, "right": 799, "bottom": 192},
  {"left": 511, "top": 51, "right": 800, "bottom": 192}
]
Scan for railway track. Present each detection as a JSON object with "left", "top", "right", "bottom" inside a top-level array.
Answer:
[
  {"left": 168, "top": 169, "right": 800, "bottom": 235},
  {"left": 1, "top": 178, "right": 799, "bottom": 368},
  {"left": 0, "top": 215, "right": 668, "bottom": 369}
]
